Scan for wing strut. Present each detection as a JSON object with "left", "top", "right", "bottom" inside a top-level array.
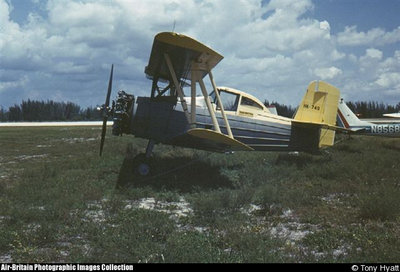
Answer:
[
  {"left": 191, "top": 62, "right": 233, "bottom": 139},
  {"left": 198, "top": 76, "right": 221, "bottom": 133},
  {"left": 190, "top": 67, "right": 197, "bottom": 127},
  {"left": 208, "top": 70, "right": 233, "bottom": 138}
]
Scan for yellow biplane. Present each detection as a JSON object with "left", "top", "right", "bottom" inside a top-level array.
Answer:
[{"left": 99, "top": 32, "right": 341, "bottom": 176}]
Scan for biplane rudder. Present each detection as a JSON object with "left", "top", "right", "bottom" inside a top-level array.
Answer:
[{"left": 292, "top": 81, "right": 340, "bottom": 150}]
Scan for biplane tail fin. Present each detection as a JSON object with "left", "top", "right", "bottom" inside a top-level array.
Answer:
[{"left": 291, "top": 81, "right": 340, "bottom": 150}]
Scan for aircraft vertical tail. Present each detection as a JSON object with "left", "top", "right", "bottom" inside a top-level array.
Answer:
[
  {"left": 291, "top": 81, "right": 340, "bottom": 150},
  {"left": 337, "top": 99, "right": 369, "bottom": 130}
]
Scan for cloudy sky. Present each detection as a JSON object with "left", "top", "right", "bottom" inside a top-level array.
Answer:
[{"left": 1, "top": 0, "right": 399, "bottom": 109}]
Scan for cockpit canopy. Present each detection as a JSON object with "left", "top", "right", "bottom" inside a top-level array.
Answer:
[{"left": 210, "top": 87, "right": 270, "bottom": 116}]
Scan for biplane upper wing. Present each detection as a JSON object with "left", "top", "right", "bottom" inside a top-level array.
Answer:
[{"left": 145, "top": 32, "right": 224, "bottom": 81}]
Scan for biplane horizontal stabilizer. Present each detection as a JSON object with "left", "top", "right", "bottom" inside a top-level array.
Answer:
[
  {"left": 187, "top": 128, "right": 254, "bottom": 152},
  {"left": 291, "top": 120, "right": 351, "bottom": 133}
]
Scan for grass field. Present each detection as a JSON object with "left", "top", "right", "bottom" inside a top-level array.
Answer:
[{"left": 0, "top": 126, "right": 399, "bottom": 263}]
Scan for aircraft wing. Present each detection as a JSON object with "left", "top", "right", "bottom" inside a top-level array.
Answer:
[
  {"left": 145, "top": 32, "right": 224, "bottom": 82},
  {"left": 346, "top": 127, "right": 367, "bottom": 132},
  {"left": 166, "top": 128, "right": 254, "bottom": 153},
  {"left": 383, "top": 113, "right": 400, "bottom": 118}
]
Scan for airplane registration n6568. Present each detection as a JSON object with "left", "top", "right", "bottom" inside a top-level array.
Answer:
[{"left": 371, "top": 124, "right": 400, "bottom": 134}]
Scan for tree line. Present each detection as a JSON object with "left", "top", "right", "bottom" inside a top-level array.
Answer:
[
  {"left": 0, "top": 100, "right": 102, "bottom": 122},
  {"left": 264, "top": 100, "right": 296, "bottom": 118},
  {"left": 0, "top": 99, "right": 399, "bottom": 122},
  {"left": 346, "top": 101, "right": 400, "bottom": 119}
]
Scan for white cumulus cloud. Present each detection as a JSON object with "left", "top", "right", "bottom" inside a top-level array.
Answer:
[
  {"left": 314, "top": 67, "right": 343, "bottom": 80},
  {"left": 0, "top": 0, "right": 399, "bottom": 107},
  {"left": 337, "top": 25, "right": 400, "bottom": 47}
]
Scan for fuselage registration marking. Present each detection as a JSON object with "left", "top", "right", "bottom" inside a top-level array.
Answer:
[{"left": 371, "top": 124, "right": 400, "bottom": 134}]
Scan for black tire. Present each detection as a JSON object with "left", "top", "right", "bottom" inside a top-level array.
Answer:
[
  {"left": 116, "top": 153, "right": 152, "bottom": 188},
  {"left": 133, "top": 153, "right": 152, "bottom": 177}
]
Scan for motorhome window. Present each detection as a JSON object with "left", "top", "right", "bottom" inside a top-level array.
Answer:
[
  {"left": 241, "top": 96, "right": 264, "bottom": 110},
  {"left": 217, "top": 91, "right": 239, "bottom": 111}
]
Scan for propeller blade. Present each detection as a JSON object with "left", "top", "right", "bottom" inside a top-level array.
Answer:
[
  {"left": 105, "top": 64, "right": 114, "bottom": 107},
  {"left": 99, "top": 117, "right": 107, "bottom": 156},
  {"left": 99, "top": 64, "right": 114, "bottom": 156}
]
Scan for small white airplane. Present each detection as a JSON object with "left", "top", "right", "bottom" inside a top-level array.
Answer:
[
  {"left": 383, "top": 112, "right": 400, "bottom": 118},
  {"left": 337, "top": 99, "right": 400, "bottom": 137}
]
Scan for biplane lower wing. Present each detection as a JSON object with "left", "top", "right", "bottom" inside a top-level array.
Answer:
[
  {"left": 166, "top": 128, "right": 254, "bottom": 152},
  {"left": 188, "top": 128, "right": 254, "bottom": 151}
]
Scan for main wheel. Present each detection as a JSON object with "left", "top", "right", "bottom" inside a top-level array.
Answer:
[
  {"left": 116, "top": 152, "right": 153, "bottom": 188},
  {"left": 133, "top": 153, "right": 152, "bottom": 177},
  {"left": 137, "top": 162, "right": 150, "bottom": 176}
]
